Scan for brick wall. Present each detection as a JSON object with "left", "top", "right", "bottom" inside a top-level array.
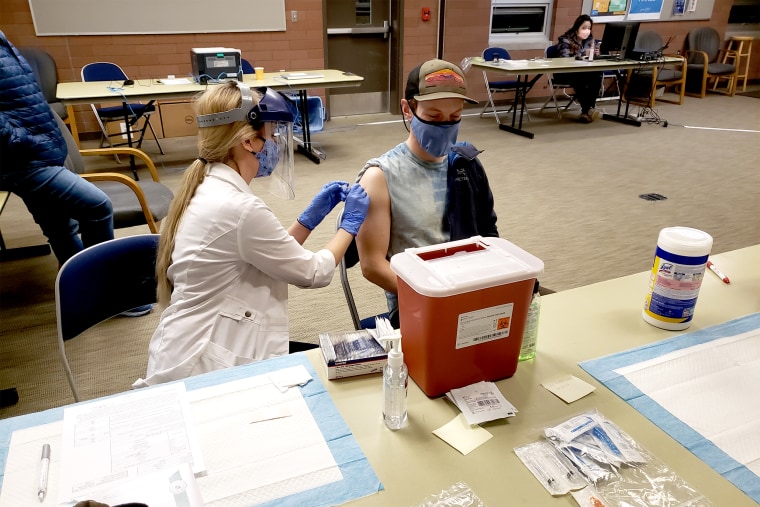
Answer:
[
  {"left": 402, "top": 0, "right": 441, "bottom": 79},
  {"left": 0, "top": 0, "right": 324, "bottom": 134},
  {"left": 1, "top": 0, "right": 756, "bottom": 134}
]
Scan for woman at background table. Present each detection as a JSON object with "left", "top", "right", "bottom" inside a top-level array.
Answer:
[
  {"left": 557, "top": 14, "right": 603, "bottom": 123},
  {"left": 134, "top": 81, "right": 369, "bottom": 386}
]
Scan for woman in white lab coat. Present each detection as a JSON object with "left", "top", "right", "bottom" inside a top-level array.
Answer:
[{"left": 134, "top": 82, "right": 369, "bottom": 386}]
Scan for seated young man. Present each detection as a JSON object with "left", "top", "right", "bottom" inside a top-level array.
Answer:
[{"left": 356, "top": 59, "right": 499, "bottom": 326}]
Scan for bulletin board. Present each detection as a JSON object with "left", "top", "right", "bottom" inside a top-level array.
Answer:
[
  {"left": 583, "top": 0, "right": 714, "bottom": 23},
  {"left": 28, "top": 0, "right": 286, "bottom": 36}
]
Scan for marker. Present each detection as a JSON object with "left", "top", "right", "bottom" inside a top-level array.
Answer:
[
  {"left": 38, "top": 444, "right": 50, "bottom": 502},
  {"left": 706, "top": 261, "right": 730, "bottom": 284}
]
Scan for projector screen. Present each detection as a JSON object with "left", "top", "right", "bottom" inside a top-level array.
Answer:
[{"left": 29, "top": 0, "right": 286, "bottom": 36}]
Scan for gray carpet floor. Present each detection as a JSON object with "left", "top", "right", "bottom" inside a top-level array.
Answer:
[{"left": 1, "top": 91, "right": 759, "bottom": 417}]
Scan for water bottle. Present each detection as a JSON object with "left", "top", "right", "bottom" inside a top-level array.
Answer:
[{"left": 519, "top": 280, "right": 541, "bottom": 361}]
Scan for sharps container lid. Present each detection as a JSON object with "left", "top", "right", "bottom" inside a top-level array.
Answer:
[{"left": 390, "top": 236, "right": 544, "bottom": 297}]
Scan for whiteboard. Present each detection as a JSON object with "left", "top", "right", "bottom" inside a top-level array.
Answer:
[{"left": 29, "top": 0, "right": 286, "bottom": 36}]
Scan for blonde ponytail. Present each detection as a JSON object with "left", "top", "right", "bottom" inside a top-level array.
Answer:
[{"left": 156, "top": 81, "right": 261, "bottom": 305}]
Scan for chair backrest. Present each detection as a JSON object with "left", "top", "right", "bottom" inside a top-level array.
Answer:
[
  {"left": 82, "top": 61, "right": 129, "bottom": 82},
  {"left": 635, "top": 30, "right": 663, "bottom": 52},
  {"left": 241, "top": 58, "right": 255, "bottom": 74},
  {"left": 545, "top": 45, "right": 561, "bottom": 59},
  {"left": 52, "top": 111, "right": 86, "bottom": 174},
  {"left": 17, "top": 47, "right": 58, "bottom": 104},
  {"left": 687, "top": 27, "right": 721, "bottom": 63},
  {"left": 56, "top": 234, "right": 159, "bottom": 342},
  {"left": 483, "top": 47, "right": 511, "bottom": 62},
  {"left": 56, "top": 234, "right": 159, "bottom": 400}
]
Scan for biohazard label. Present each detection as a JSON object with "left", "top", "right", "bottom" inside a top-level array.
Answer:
[{"left": 456, "top": 303, "right": 513, "bottom": 349}]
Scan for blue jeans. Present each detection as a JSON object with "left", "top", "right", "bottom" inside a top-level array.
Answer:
[{"left": 1, "top": 165, "right": 114, "bottom": 264}]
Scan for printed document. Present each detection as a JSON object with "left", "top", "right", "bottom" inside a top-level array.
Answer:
[{"left": 57, "top": 383, "right": 205, "bottom": 504}]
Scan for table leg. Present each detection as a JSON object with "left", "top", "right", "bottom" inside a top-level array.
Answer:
[
  {"left": 602, "top": 69, "right": 642, "bottom": 127},
  {"left": 294, "top": 90, "right": 323, "bottom": 164},
  {"left": 121, "top": 102, "right": 139, "bottom": 179},
  {"left": 497, "top": 74, "right": 539, "bottom": 139}
]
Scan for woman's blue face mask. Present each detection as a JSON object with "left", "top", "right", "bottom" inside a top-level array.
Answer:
[
  {"left": 410, "top": 114, "right": 461, "bottom": 158},
  {"left": 253, "top": 138, "right": 280, "bottom": 178}
]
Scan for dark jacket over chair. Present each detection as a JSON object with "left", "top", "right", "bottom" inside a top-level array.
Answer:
[{"left": 0, "top": 34, "right": 66, "bottom": 179}]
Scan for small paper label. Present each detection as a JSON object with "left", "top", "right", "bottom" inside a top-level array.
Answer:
[{"left": 456, "top": 303, "right": 514, "bottom": 349}]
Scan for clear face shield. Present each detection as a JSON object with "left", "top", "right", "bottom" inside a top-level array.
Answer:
[
  {"left": 258, "top": 119, "right": 295, "bottom": 200},
  {"left": 196, "top": 84, "right": 296, "bottom": 199}
]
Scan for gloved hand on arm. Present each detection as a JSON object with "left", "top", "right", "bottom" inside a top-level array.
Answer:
[
  {"left": 297, "top": 181, "right": 350, "bottom": 230},
  {"left": 339, "top": 184, "right": 370, "bottom": 236}
]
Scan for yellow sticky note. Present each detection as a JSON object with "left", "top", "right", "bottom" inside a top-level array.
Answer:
[
  {"left": 432, "top": 414, "right": 493, "bottom": 455},
  {"left": 542, "top": 374, "right": 596, "bottom": 404}
]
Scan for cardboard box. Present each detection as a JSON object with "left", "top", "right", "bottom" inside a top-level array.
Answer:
[
  {"left": 319, "top": 330, "right": 388, "bottom": 380},
  {"left": 390, "top": 236, "right": 544, "bottom": 397},
  {"left": 159, "top": 100, "right": 198, "bottom": 138}
]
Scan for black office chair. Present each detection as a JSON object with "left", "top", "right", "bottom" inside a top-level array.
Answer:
[
  {"left": 81, "top": 62, "right": 164, "bottom": 155},
  {"left": 18, "top": 47, "right": 80, "bottom": 147},
  {"left": 56, "top": 234, "right": 159, "bottom": 401},
  {"left": 479, "top": 47, "right": 522, "bottom": 123},
  {"left": 539, "top": 45, "right": 579, "bottom": 118}
]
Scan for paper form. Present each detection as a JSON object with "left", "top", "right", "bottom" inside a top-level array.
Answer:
[
  {"left": 57, "top": 382, "right": 205, "bottom": 504},
  {"left": 2, "top": 365, "right": 347, "bottom": 506}
]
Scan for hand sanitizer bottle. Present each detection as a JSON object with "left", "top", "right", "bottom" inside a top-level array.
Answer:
[
  {"left": 381, "top": 333, "right": 408, "bottom": 430},
  {"left": 519, "top": 280, "right": 541, "bottom": 361}
]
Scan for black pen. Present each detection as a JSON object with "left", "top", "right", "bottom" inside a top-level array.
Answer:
[{"left": 38, "top": 443, "right": 50, "bottom": 502}]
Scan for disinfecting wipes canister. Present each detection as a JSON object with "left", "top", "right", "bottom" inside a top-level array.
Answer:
[{"left": 642, "top": 227, "right": 713, "bottom": 331}]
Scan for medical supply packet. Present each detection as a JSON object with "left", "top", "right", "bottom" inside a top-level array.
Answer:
[{"left": 516, "top": 409, "right": 712, "bottom": 506}]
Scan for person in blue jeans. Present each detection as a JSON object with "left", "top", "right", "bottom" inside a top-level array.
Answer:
[{"left": 1, "top": 30, "right": 114, "bottom": 265}]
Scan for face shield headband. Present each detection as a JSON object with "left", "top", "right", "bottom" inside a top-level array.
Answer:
[{"left": 196, "top": 84, "right": 296, "bottom": 199}]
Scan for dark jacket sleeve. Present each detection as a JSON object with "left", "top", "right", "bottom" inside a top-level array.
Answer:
[
  {"left": 557, "top": 35, "right": 574, "bottom": 57},
  {"left": 0, "top": 32, "right": 66, "bottom": 178},
  {"left": 445, "top": 142, "right": 499, "bottom": 241}
]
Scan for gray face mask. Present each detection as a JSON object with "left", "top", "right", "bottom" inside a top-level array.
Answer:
[{"left": 410, "top": 114, "right": 461, "bottom": 157}]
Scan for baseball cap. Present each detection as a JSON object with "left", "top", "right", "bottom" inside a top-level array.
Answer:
[{"left": 405, "top": 59, "right": 477, "bottom": 104}]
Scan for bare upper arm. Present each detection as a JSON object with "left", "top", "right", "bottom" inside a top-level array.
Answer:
[{"left": 356, "top": 166, "right": 391, "bottom": 268}]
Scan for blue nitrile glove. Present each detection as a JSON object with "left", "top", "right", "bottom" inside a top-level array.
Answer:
[
  {"left": 297, "top": 181, "right": 350, "bottom": 230},
  {"left": 339, "top": 184, "right": 370, "bottom": 236}
]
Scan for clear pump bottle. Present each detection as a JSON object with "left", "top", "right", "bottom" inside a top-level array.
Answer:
[
  {"left": 381, "top": 333, "right": 408, "bottom": 430},
  {"left": 519, "top": 280, "right": 541, "bottom": 361}
]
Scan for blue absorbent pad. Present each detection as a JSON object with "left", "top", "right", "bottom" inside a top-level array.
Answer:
[
  {"left": 0, "top": 353, "right": 383, "bottom": 505},
  {"left": 579, "top": 312, "right": 760, "bottom": 504}
]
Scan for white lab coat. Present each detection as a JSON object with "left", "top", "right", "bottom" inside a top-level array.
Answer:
[{"left": 134, "top": 163, "right": 335, "bottom": 387}]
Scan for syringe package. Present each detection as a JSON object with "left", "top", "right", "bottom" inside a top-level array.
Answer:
[{"left": 516, "top": 409, "right": 712, "bottom": 506}]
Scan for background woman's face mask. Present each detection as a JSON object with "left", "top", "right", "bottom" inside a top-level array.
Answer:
[
  {"left": 254, "top": 138, "right": 280, "bottom": 178},
  {"left": 410, "top": 114, "right": 460, "bottom": 158}
]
